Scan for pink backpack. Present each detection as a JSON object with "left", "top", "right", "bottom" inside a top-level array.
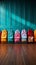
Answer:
[{"left": 14, "top": 30, "right": 20, "bottom": 42}]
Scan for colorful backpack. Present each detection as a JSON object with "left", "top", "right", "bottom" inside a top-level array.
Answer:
[
  {"left": 8, "top": 30, "right": 13, "bottom": 42},
  {"left": 0, "top": 31, "right": 1, "bottom": 43},
  {"left": 27, "top": 30, "right": 33, "bottom": 42},
  {"left": 21, "top": 29, "right": 27, "bottom": 42},
  {"left": 14, "top": 30, "right": 20, "bottom": 43},
  {"left": 34, "top": 30, "right": 36, "bottom": 42},
  {"left": 1, "top": 30, "right": 7, "bottom": 42}
]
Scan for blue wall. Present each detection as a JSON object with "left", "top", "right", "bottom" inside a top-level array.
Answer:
[{"left": 0, "top": 1, "right": 36, "bottom": 32}]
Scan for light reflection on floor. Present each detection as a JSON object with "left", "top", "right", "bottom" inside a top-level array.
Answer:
[{"left": 0, "top": 44, "right": 36, "bottom": 65}]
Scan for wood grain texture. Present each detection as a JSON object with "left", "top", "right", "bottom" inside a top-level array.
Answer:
[{"left": 0, "top": 44, "right": 36, "bottom": 65}]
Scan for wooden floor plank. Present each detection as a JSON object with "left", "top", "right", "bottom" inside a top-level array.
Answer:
[{"left": 0, "top": 44, "right": 36, "bottom": 65}]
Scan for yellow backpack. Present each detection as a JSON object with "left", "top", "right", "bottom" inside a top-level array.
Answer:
[{"left": 1, "top": 30, "right": 7, "bottom": 42}]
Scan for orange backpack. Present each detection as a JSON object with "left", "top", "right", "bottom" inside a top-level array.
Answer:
[
  {"left": 34, "top": 30, "right": 36, "bottom": 42},
  {"left": 1, "top": 30, "right": 7, "bottom": 43}
]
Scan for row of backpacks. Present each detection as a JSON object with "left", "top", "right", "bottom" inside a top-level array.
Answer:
[{"left": 0, "top": 29, "right": 36, "bottom": 43}]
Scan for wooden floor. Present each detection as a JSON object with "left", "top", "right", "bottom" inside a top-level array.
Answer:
[{"left": 0, "top": 43, "right": 36, "bottom": 65}]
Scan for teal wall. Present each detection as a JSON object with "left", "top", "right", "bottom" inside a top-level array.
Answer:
[{"left": 0, "top": 1, "right": 36, "bottom": 32}]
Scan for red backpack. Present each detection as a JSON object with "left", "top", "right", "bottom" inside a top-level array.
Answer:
[{"left": 27, "top": 30, "right": 33, "bottom": 42}]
